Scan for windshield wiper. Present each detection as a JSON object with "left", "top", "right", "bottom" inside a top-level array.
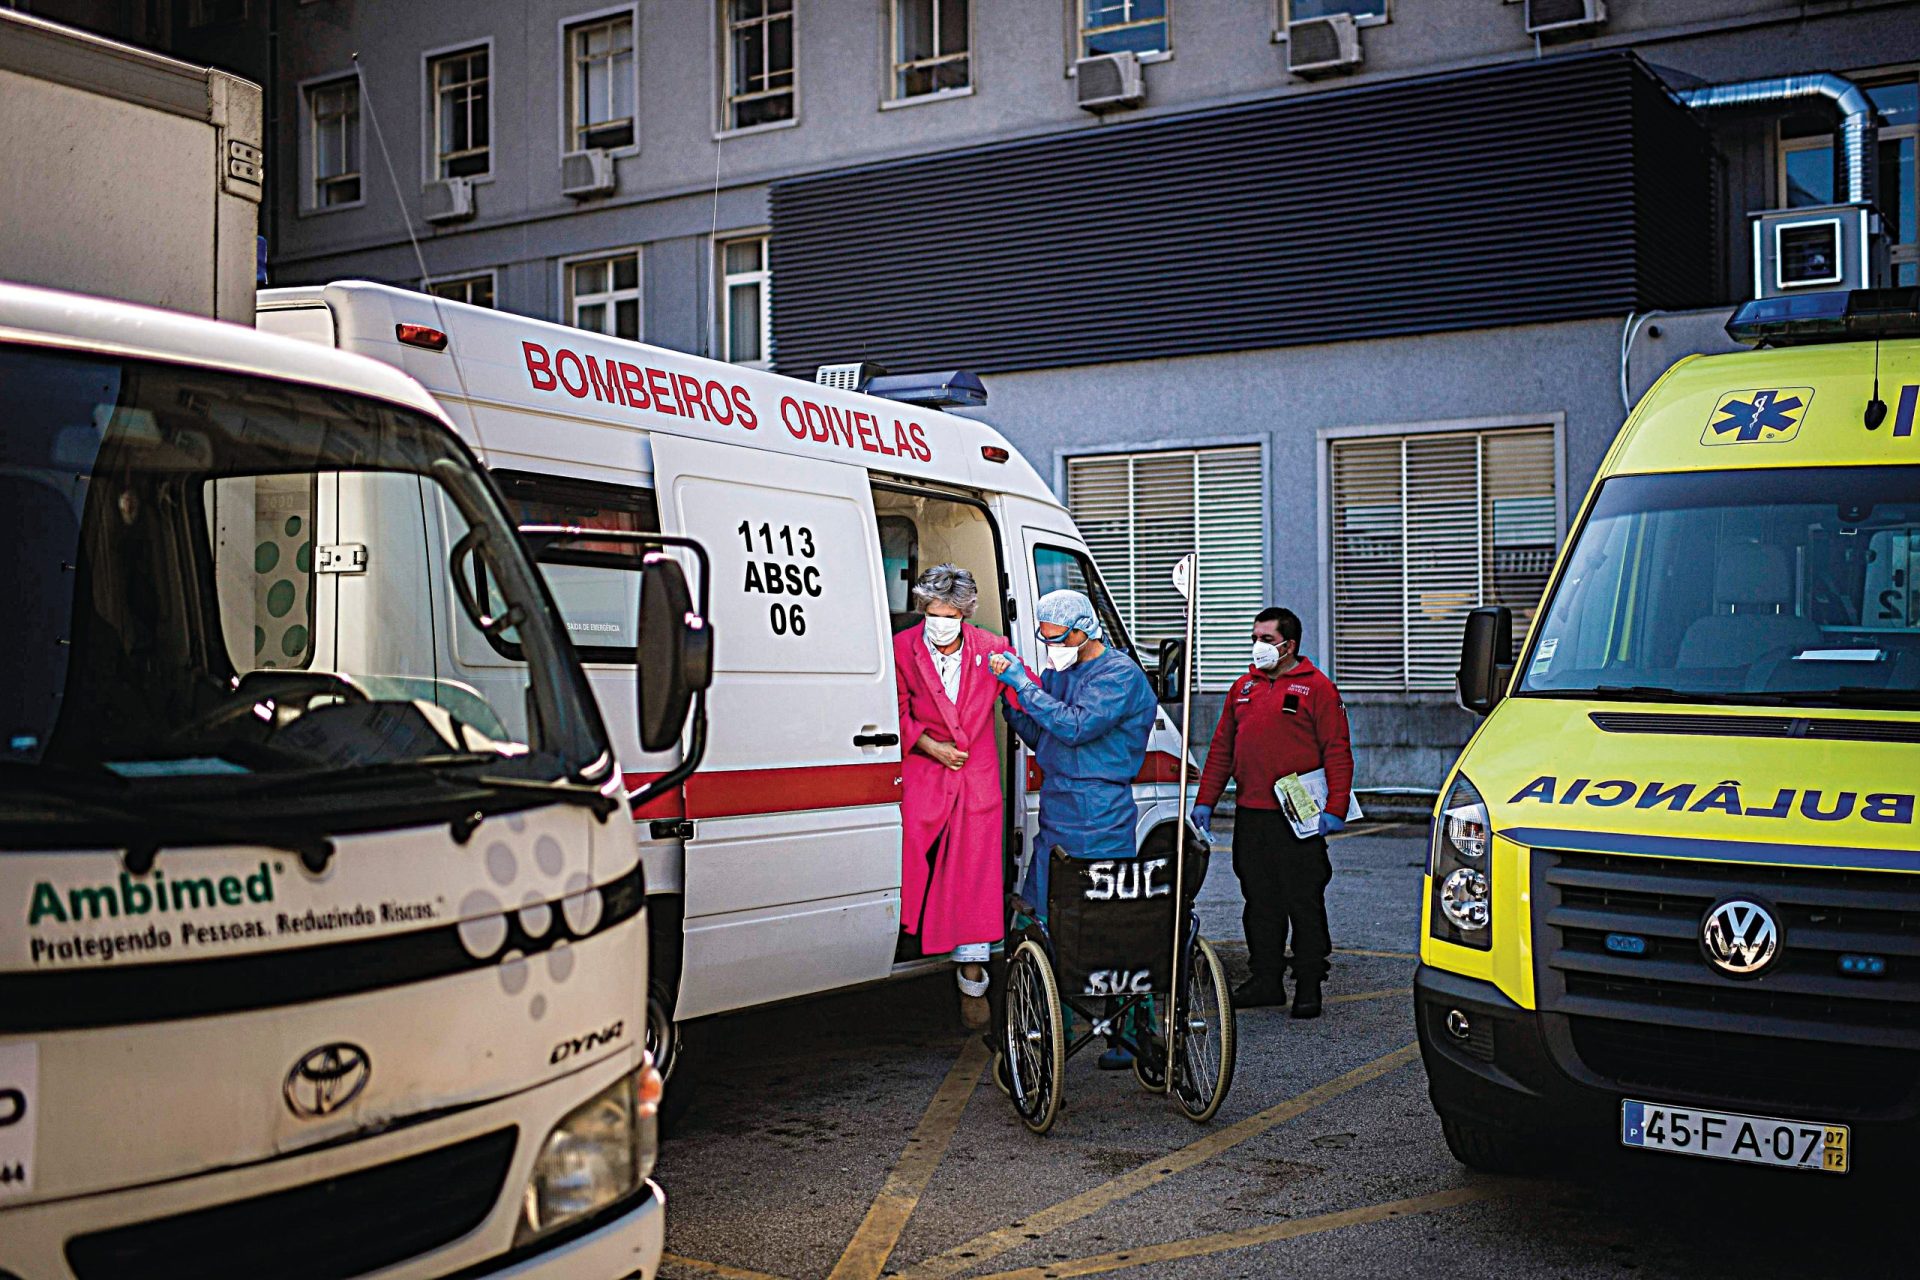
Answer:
[
  {"left": 1525, "top": 685, "right": 1781, "bottom": 705},
  {"left": 1797, "top": 686, "right": 1920, "bottom": 710},
  {"left": 0, "top": 763, "right": 334, "bottom": 871}
]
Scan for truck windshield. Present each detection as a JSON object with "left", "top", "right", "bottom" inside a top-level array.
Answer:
[
  {"left": 0, "top": 345, "right": 608, "bottom": 806},
  {"left": 1519, "top": 465, "right": 1920, "bottom": 711}
]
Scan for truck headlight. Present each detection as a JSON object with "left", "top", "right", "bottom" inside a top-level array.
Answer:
[
  {"left": 515, "top": 1058, "right": 663, "bottom": 1246},
  {"left": 1430, "top": 774, "right": 1492, "bottom": 950}
]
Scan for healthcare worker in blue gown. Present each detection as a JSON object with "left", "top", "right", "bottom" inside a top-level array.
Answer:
[{"left": 990, "top": 589, "right": 1158, "bottom": 1065}]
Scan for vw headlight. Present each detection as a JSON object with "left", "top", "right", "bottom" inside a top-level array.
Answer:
[
  {"left": 1430, "top": 774, "right": 1492, "bottom": 950},
  {"left": 515, "top": 1058, "right": 663, "bottom": 1246}
]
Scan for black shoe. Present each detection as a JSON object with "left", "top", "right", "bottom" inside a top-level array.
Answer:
[
  {"left": 1290, "top": 978, "right": 1323, "bottom": 1019},
  {"left": 1231, "top": 977, "right": 1285, "bottom": 1008}
]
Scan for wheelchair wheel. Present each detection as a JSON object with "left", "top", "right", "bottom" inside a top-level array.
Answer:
[
  {"left": 1130, "top": 999, "right": 1167, "bottom": 1093},
  {"left": 1172, "top": 937, "right": 1236, "bottom": 1123},
  {"left": 1003, "top": 938, "right": 1065, "bottom": 1134}
]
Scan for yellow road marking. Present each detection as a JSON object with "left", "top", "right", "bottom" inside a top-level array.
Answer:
[
  {"left": 966, "top": 1187, "right": 1491, "bottom": 1280},
  {"left": 898, "top": 1042, "right": 1421, "bottom": 1280},
  {"left": 660, "top": 1254, "right": 793, "bottom": 1280},
  {"left": 1326, "top": 987, "right": 1413, "bottom": 1005},
  {"left": 827, "top": 1037, "right": 991, "bottom": 1280}
]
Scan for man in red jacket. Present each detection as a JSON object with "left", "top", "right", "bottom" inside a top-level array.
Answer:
[{"left": 1190, "top": 607, "right": 1354, "bottom": 1017}]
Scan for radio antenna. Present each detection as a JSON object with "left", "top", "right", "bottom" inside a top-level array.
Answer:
[
  {"left": 1866, "top": 333, "right": 1888, "bottom": 430},
  {"left": 354, "top": 52, "right": 482, "bottom": 427}
]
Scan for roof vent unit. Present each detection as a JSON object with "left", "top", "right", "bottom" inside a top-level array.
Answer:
[
  {"left": 561, "top": 149, "right": 617, "bottom": 199},
  {"left": 815, "top": 361, "right": 889, "bottom": 391},
  {"left": 422, "top": 176, "right": 474, "bottom": 224},
  {"left": 1287, "top": 14, "right": 1362, "bottom": 78},
  {"left": 1525, "top": 0, "right": 1606, "bottom": 36},
  {"left": 865, "top": 370, "right": 987, "bottom": 409},
  {"left": 1075, "top": 51, "right": 1144, "bottom": 114},
  {"left": 1751, "top": 204, "right": 1884, "bottom": 298}
]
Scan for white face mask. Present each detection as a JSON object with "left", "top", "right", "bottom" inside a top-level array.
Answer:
[
  {"left": 1251, "top": 641, "right": 1281, "bottom": 671},
  {"left": 1045, "top": 643, "right": 1081, "bottom": 673},
  {"left": 924, "top": 615, "right": 962, "bottom": 646}
]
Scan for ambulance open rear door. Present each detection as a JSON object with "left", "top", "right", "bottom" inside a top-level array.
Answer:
[{"left": 650, "top": 435, "right": 905, "bottom": 1019}]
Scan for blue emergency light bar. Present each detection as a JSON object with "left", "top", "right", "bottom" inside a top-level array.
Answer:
[
  {"left": 1726, "top": 288, "right": 1920, "bottom": 346},
  {"left": 864, "top": 370, "right": 988, "bottom": 409}
]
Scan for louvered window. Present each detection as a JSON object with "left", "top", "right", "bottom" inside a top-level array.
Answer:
[
  {"left": 1066, "top": 446, "right": 1264, "bottom": 691},
  {"left": 1329, "top": 426, "right": 1556, "bottom": 690}
]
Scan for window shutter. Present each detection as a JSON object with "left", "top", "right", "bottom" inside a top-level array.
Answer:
[
  {"left": 1066, "top": 445, "right": 1264, "bottom": 692},
  {"left": 1330, "top": 427, "right": 1556, "bottom": 690}
]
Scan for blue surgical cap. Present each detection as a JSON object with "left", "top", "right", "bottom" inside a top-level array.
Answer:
[{"left": 1036, "top": 589, "right": 1103, "bottom": 641}]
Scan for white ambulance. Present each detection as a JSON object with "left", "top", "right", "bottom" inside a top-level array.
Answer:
[
  {"left": 1, "top": 283, "right": 702, "bottom": 1276},
  {"left": 257, "top": 281, "right": 1194, "bottom": 1119}
]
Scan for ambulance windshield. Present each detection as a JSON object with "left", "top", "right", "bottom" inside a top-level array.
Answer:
[
  {"left": 1519, "top": 465, "right": 1920, "bottom": 711},
  {"left": 0, "top": 346, "right": 608, "bottom": 807}
]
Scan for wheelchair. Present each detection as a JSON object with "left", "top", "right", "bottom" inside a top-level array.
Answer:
[{"left": 993, "top": 831, "right": 1236, "bottom": 1135}]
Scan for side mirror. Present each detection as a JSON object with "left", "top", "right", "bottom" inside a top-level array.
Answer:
[
  {"left": 1457, "top": 606, "right": 1514, "bottom": 716},
  {"left": 637, "top": 556, "right": 713, "bottom": 752},
  {"left": 1155, "top": 637, "right": 1186, "bottom": 704}
]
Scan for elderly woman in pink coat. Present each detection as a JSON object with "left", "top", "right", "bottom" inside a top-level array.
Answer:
[{"left": 895, "top": 563, "right": 1017, "bottom": 1029}]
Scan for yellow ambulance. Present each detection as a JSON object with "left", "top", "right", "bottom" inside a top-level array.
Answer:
[{"left": 1419, "top": 289, "right": 1920, "bottom": 1178}]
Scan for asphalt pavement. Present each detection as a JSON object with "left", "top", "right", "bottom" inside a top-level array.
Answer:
[{"left": 655, "top": 821, "right": 1906, "bottom": 1280}]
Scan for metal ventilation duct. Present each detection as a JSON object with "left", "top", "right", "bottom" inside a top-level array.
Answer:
[{"left": 1676, "top": 73, "right": 1876, "bottom": 206}]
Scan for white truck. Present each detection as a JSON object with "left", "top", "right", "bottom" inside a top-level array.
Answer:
[{"left": 0, "top": 7, "right": 264, "bottom": 321}]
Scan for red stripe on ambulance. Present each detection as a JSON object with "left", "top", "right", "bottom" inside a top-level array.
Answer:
[{"left": 626, "top": 762, "right": 903, "bottom": 823}]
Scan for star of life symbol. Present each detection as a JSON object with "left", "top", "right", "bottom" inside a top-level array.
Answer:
[{"left": 1702, "top": 387, "right": 1813, "bottom": 445}]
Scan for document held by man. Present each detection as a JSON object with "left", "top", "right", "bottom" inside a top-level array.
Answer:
[{"left": 1275, "top": 768, "right": 1364, "bottom": 839}]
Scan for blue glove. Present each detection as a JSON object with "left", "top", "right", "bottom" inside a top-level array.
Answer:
[
  {"left": 1319, "top": 813, "right": 1346, "bottom": 836},
  {"left": 1189, "top": 804, "right": 1214, "bottom": 835},
  {"left": 993, "top": 659, "right": 1035, "bottom": 691}
]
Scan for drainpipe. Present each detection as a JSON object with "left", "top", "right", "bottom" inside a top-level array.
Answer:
[{"left": 1677, "top": 73, "right": 1877, "bottom": 207}]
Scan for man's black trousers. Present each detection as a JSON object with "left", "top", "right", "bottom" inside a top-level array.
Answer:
[{"left": 1231, "top": 806, "right": 1333, "bottom": 984}]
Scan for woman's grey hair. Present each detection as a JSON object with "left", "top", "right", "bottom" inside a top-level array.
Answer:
[{"left": 910, "top": 563, "right": 979, "bottom": 617}]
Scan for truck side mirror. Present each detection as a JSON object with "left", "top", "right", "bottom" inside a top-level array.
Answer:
[
  {"left": 1457, "top": 606, "right": 1514, "bottom": 716},
  {"left": 637, "top": 556, "right": 712, "bottom": 752},
  {"left": 1155, "top": 637, "right": 1185, "bottom": 704}
]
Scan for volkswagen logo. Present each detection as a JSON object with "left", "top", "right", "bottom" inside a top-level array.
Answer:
[
  {"left": 1700, "top": 898, "right": 1781, "bottom": 978},
  {"left": 283, "top": 1043, "right": 371, "bottom": 1119}
]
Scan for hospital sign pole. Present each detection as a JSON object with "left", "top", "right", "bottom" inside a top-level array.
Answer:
[{"left": 1164, "top": 551, "right": 1199, "bottom": 1091}]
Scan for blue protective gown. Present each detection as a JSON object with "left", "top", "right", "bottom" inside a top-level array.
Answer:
[{"left": 1003, "top": 649, "right": 1158, "bottom": 908}]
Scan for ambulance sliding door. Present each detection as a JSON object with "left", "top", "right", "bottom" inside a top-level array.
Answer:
[{"left": 651, "top": 435, "right": 904, "bottom": 1019}]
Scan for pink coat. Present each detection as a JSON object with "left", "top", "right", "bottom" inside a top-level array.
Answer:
[{"left": 895, "top": 620, "right": 1016, "bottom": 953}]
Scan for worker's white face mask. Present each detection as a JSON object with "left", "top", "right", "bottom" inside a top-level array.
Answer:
[
  {"left": 924, "top": 615, "right": 962, "bottom": 646},
  {"left": 1045, "top": 643, "right": 1081, "bottom": 673},
  {"left": 1251, "top": 641, "right": 1282, "bottom": 671}
]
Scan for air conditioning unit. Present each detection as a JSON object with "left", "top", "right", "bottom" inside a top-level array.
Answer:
[
  {"left": 815, "top": 361, "right": 888, "bottom": 391},
  {"left": 1287, "top": 14, "right": 1362, "bottom": 77},
  {"left": 1075, "top": 51, "right": 1144, "bottom": 114},
  {"left": 1750, "top": 204, "right": 1885, "bottom": 298},
  {"left": 422, "top": 176, "right": 474, "bottom": 224},
  {"left": 561, "top": 149, "right": 617, "bottom": 200},
  {"left": 1525, "top": 0, "right": 1606, "bottom": 36}
]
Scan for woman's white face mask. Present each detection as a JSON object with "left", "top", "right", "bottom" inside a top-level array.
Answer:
[
  {"left": 1045, "top": 642, "right": 1081, "bottom": 672},
  {"left": 924, "top": 614, "right": 963, "bottom": 646}
]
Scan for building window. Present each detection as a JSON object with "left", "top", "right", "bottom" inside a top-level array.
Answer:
[
  {"left": 1328, "top": 426, "right": 1556, "bottom": 691},
  {"left": 307, "top": 77, "right": 361, "bottom": 208},
  {"left": 1080, "top": 0, "right": 1168, "bottom": 59},
  {"left": 723, "top": 0, "right": 795, "bottom": 130},
  {"left": 1778, "top": 72, "right": 1918, "bottom": 286},
  {"left": 1065, "top": 446, "right": 1263, "bottom": 691},
  {"left": 1282, "top": 0, "right": 1387, "bottom": 26},
  {"left": 568, "top": 13, "right": 636, "bottom": 151},
  {"left": 427, "top": 274, "right": 496, "bottom": 308},
  {"left": 568, "top": 252, "right": 642, "bottom": 339},
  {"left": 719, "top": 235, "right": 770, "bottom": 365},
  {"left": 430, "top": 46, "right": 490, "bottom": 179},
  {"left": 188, "top": 0, "right": 249, "bottom": 27},
  {"left": 892, "top": 0, "right": 968, "bottom": 99}
]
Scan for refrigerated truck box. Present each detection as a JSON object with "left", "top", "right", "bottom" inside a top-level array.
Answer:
[{"left": 0, "top": 8, "right": 263, "bottom": 322}]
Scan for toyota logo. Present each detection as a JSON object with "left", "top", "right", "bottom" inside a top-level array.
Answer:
[
  {"left": 1700, "top": 898, "right": 1780, "bottom": 978},
  {"left": 284, "top": 1043, "right": 371, "bottom": 1119}
]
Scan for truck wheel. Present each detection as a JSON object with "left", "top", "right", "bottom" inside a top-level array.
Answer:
[
  {"left": 647, "top": 976, "right": 705, "bottom": 1133},
  {"left": 1440, "top": 1114, "right": 1539, "bottom": 1174}
]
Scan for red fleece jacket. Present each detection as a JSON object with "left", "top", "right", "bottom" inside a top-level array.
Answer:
[{"left": 1195, "top": 657, "right": 1354, "bottom": 814}]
